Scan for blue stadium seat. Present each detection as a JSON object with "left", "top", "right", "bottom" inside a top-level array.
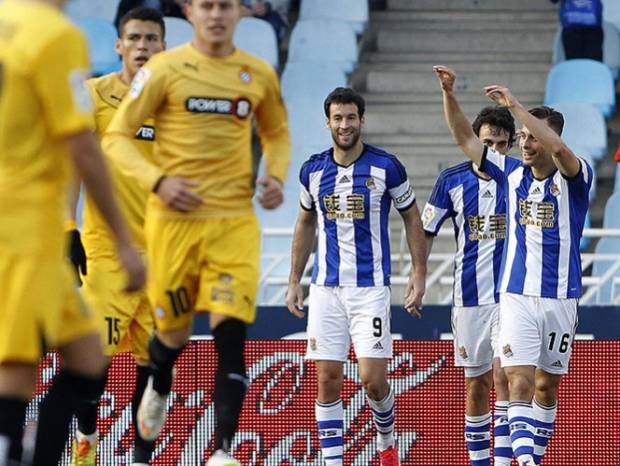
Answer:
[
  {"left": 71, "top": 16, "right": 120, "bottom": 76},
  {"left": 281, "top": 62, "right": 347, "bottom": 104},
  {"left": 234, "top": 17, "right": 279, "bottom": 69},
  {"left": 66, "top": 0, "right": 119, "bottom": 23},
  {"left": 163, "top": 16, "right": 193, "bottom": 49},
  {"left": 603, "top": 0, "right": 620, "bottom": 32},
  {"left": 288, "top": 19, "right": 358, "bottom": 74},
  {"left": 286, "top": 97, "right": 333, "bottom": 149},
  {"left": 552, "top": 22, "right": 620, "bottom": 79},
  {"left": 614, "top": 163, "right": 620, "bottom": 193},
  {"left": 544, "top": 59, "right": 615, "bottom": 118},
  {"left": 547, "top": 102, "right": 607, "bottom": 161},
  {"left": 591, "top": 237, "right": 620, "bottom": 304},
  {"left": 299, "top": 0, "right": 369, "bottom": 35},
  {"left": 603, "top": 192, "right": 620, "bottom": 229}
]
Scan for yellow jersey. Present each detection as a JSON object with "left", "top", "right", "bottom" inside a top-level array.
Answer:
[
  {"left": 83, "top": 73, "right": 155, "bottom": 258},
  {"left": 103, "top": 43, "right": 290, "bottom": 219},
  {"left": 0, "top": 0, "right": 93, "bottom": 255}
]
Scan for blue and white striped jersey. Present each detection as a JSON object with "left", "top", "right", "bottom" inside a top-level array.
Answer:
[
  {"left": 422, "top": 161, "right": 506, "bottom": 307},
  {"left": 481, "top": 147, "right": 593, "bottom": 299},
  {"left": 299, "top": 144, "right": 415, "bottom": 287}
]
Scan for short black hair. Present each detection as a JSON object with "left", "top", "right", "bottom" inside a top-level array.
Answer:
[
  {"left": 118, "top": 7, "right": 166, "bottom": 39},
  {"left": 528, "top": 106, "right": 564, "bottom": 135},
  {"left": 472, "top": 105, "right": 516, "bottom": 146},
  {"left": 324, "top": 87, "right": 366, "bottom": 119}
]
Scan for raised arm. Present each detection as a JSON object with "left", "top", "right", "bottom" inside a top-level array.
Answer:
[
  {"left": 285, "top": 208, "right": 317, "bottom": 318},
  {"left": 485, "top": 85, "right": 581, "bottom": 177},
  {"left": 400, "top": 203, "right": 427, "bottom": 318},
  {"left": 433, "top": 65, "right": 485, "bottom": 165}
]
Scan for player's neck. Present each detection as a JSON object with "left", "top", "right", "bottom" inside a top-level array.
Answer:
[
  {"left": 118, "top": 67, "right": 135, "bottom": 87},
  {"left": 531, "top": 159, "right": 557, "bottom": 180},
  {"left": 333, "top": 140, "right": 364, "bottom": 167},
  {"left": 472, "top": 163, "right": 491, "bottom": 181},
  {"left": 191, "top": 38, "right": 235, "bottom": 58}
]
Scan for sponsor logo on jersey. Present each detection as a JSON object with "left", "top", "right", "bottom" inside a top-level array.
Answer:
[
  {"left": 481, "top": 190, "right": 493, "bottom": 199},
  {"left": 134, "top": 125, "right": 155, "bottom": 141},
  {"left": 338, "top": 175, "right": 351, "bottom": 184},
  {"left": 373, "top": 341, "right": 384, "bottom": 351},
  {"left": 185, "top": 96, "right": 252, "bottom": 119},
  {"left": 129, "top": 67, "right": 151, "bottom": 99},
  {"left": 531, "top": 186, "right": 542, "bottom": 195},
  {"left": 551, "top": 360, "right": 563, "bottom": 368}
]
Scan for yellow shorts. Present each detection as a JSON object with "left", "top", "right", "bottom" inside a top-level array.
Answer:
[
  {"left": 0, "top": 251, "right": 97, "bottom": 364},
  {"left": 81, "top": 256, "right": 153, "bottom": 361},
  {"left": 145, "top": 214, "right": 260, "bottom": 331}
]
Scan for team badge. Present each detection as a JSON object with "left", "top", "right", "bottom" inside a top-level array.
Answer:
[
  {"left": 309, "top": 338, "right": 317, "bottom": 351},
  {"left": 366, "top": 177, "right": 376, "bottom": 189},
  {"left": 155, "top": 307, "right": 166, "bottom": 318},
  {"left": 550, "top": 183, "right": 560, "bottom": 196},
  {"left": 239, "top": 66, "right": 252, "bottom": 84},
  {"left": 503, "top": 344, "right": 513, "bottom": 358},
  {"left": 459, "top": 346, "right": 468, "bottom": 360},
  {"left": 423, "top": 205, "right": 436, "bottom": 223}
]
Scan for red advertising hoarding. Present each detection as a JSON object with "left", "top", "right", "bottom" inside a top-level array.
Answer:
[{"left": 31, "top": 340, "right": 619, "bottom": 465}]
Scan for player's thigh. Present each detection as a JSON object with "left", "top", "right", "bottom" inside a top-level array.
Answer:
[
  {"left": 0, "top": 253, "right": 64, "bottom": 364},
  {"left": 145, "top": 214, "right": 201, "bottom": 332},
  {"left": 197, "top": 215, "right": 260, "bottom": 324},
  {"left": 498, "top": 293, "right": 541, "bottom": 369},
  {"left": 452, "top": 304, "right": 495, "bottom": 370},
  {"left": 306, "top": 285, "right": 350, "bottom": 362},
  {"left": 82, "top": 257, "right": 151, "bottom": 359},
  {"left": 346, "top": 286, "right": 392, "bottom": 360},
  {"left": 538, "top": 298, "right": 578, "bottom": 375}
]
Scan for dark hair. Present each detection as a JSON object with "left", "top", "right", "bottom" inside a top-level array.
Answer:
[
  {"left": 118, "top": 7, "right": 166, "bottom": 39},
  {"left": 528, "top": 106, "right": 564, "bottom": 135},
  {"left": 471, "top": 105, "right": 516, "bottom": 146},
  {"left": 323, "top": 87, "right": 366, "bottom": 119}
]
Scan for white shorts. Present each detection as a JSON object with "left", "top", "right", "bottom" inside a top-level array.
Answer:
[
  {"left": 306, "top": 285, "right": 392, "bottom": 361},
  {"left": 452, "top": 303, "right": 500, "bottom": 377},
  {"left": 498, "top": 293, "right": 578, "bottom": 375}
]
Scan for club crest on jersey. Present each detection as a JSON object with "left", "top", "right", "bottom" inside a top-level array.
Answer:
[
  {"left": 503, "top": 344, "right": 513, "bottom": 358},
  {"left": 185, "top": 96, "right": 252, "bottom": 119},
  {"left": 309, "top": 338, "right": 317, "bottom": 351},
  {"left": 366, "top": 177, "right": 376, "bottom": 189},
  {"left": 459, "top": 346, "right": 468, "bottom": 360},
  {"left": 550, "top": 183, "right": 560, "bottom": 196},
  {"left": 239, "top": 66, "right": 252, "bottom": 84}
]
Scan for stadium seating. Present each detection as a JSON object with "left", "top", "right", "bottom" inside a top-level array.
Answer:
[
  {"left": 603, "top": 192, "right": 620, "bottom": 229},
  {"left": 287, "top": 19, "right": 358, "bottom": 74},
  {"left": 602, "top": 0, "right": 620, "bottom": 31},
  {"left": 163, "top": 16, "right": 193, "bottom": 49},
  {"left": 66, "top": 0, "right": 119, "bottom": 23},
  {"left": 281, "top": 62, "right": 347, "bottom": 104},
  {"left": 591, "top": 237, "right": 620, "bottom": 304},
  {"left": 552, "top": 21, "right": 620, "bottom": 79},
  {"left": 547, "top": 102, "right": 607, "bottom": 160},
  {"left": 233, "top": 17, "right": 279, "bottom": 69},
  {"left": 299, "top": 0, "right": 369, "bottom": 35},
  {"left": 544, "top": 59, "right": 616, "bottom": 118},
  {"left": 71, "top": 16, "right": 120, "bottom": 76},
  {"left": 615, "top": 163, "right": 620, "bottom": 193}
]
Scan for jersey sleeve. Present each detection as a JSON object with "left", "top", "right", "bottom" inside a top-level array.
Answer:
[
  {"left": 255, "top": 65, "right": 291, "bottom": 183},
  {"left": 298, "top": 161, "right": 314, "bottom": 211},
  {"left": 386, "top": 156, "right": 416, "bottom": 211},
  {"left": 422, "top": 174, "right": 453, "bottom": 236},
  {"left": 563, "top": 156, "right": 593, "bottom": 199},
  {"left": 102, "top": 62, "right": 167, "bottom": 191},
  {"left": 34, "top": 27, "right": 94, "bottom": 137},
  {"left": 479, "top": 146, "right": 521, "bottom": 184}
]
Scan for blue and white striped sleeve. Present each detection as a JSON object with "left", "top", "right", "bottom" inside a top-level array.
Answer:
[
  {"left": 479, "top": 147, "right": 520, "bottom": 183},
  {"left": 422, "top": 174, "right": 453, "bottom": 236},
  {"left": 299, "top": 162, "right": 314, "bottom": 211},
  {"left": 564, "top": 156, "right": 593, "bottom": 199},
  {"left": 386, "top": 156, "right": 416, "bottom": 211}
]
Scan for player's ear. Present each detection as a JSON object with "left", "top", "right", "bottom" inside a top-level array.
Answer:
[
  {"left": 115, "top": 37, "right": 122, "bottom": 55},
  {"left": 360, "top": 115, "right": 365, "bottom": 127}
]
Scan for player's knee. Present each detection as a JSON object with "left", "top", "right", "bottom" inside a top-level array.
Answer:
[
  {"left": 506, "top": 370, "right": 535, "bottom": 400},
  {"left": 466, "top": 374, "right": 492, "bottom": 405},
  {"left": 534, "top": 373, "right": 561, "bottom": 405},
  {"left": 213, "top": 319, "right": 247, "bottom": 383},
  {"left": 316, "top": 369, "right": 342, "bottom": 402},
  {"left": 360, "top": 371, "right": 389, "bottom": 401}
]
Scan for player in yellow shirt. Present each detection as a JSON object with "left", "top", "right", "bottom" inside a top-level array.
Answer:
[
  {"left": 103, "top": 0, "right": 290, "bottom": 464},
  {"left": 66, "top": 8, "right": 166, "bottom": 466},
  {"left": 0, "top": 1, "right": 144, "bottom": 465}
]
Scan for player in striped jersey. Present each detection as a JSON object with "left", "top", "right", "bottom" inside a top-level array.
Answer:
[
  {"left": 435, "top": 66, "right": 592, "bottom": 466},
  {"left": 286, "top": 87, "right": 427, "bottom": 466},
  {"left": 427, "top": 65, "right": 516, "bottom": 466}
]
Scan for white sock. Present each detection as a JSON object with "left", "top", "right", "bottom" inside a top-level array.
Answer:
[{"left": 367, "top": 386, "right": 396, "bottom": 452}]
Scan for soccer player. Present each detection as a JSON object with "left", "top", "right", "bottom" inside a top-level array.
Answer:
[
  {"left": 427, "top": 65, "right": 515, "bottom": 466},
  {"left": 102, "top": 0, "right": 290, "bottom": 464},
  {"left": 286, "top": 87, "right": 426, "bottom": 466},
  {"left": 0, "top": 0, "right": 145, "bottom": 465},
  {"left": 66, "top": 7, "right": 166, "bottom": 466},
  {"left": 435, "top": 66, "right": 592, "bottom": 466}
]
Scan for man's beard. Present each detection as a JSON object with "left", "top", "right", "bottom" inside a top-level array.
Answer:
[{"left": 331, "top": 129, "right": 360, "bottom": 151}]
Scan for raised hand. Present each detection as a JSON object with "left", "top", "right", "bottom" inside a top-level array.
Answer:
[
  {"left": 484, "top": 84, "right": 519, "bottom": 108},
  {"left": 433, "top": 65, "right": 457, "bottom": 93}
]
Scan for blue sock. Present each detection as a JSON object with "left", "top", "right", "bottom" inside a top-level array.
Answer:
[
  {"left": 316, "top": 399, "right": 343, "bottom": 466},
  {"left": 508, "top": 401, "right": 536, "bottom": 466},
  {"left": 532, "top": 398, "right": 557, "bottom": 465},
  {"left": 493, "top": 401, "right": 512, "bottom": 465},
  {"left": 465, "top": 413, "right": 491, "bottom": 466}
]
